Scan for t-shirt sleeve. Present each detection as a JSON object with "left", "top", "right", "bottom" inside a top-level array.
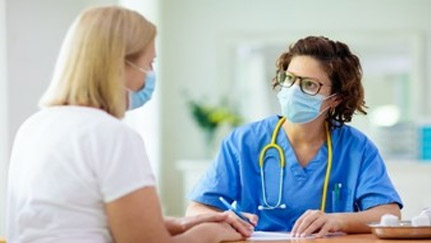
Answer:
[
  {"left": 188, "top": 133, "right": 241, "bottom": 210},
  {"left": 355, "top": 140, "right": 403, "bottom": 211},
  {"left": 95, "top": 125, "right": 156, "bottom": 203}
]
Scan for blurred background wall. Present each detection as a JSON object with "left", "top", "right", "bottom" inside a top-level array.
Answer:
[
  {"left": 0, "top": 0, "right": 7, "bottom": 236},
  {"left": 1, "top": 0, "right": 431, "bottom": 236}
]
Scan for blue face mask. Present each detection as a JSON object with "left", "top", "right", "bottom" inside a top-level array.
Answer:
[
  {"left": 277, "top": 85, "right": 334, "bottom": 124},
  {"left": 128, "top": 71, "right": 156, "bottom": 110},
  {"left": 126, "top": 60, "right": 156, "bottom": 110}
]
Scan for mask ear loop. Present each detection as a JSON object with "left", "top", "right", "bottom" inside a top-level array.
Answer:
[
  {"left": 321, "top": 93, "right": 338, "bottom": 112},
  {"left": 126, "top": 60, "right": 150, "bottom": 74},
  {"left": 317, "top": 93, "right": 337, "bottom": 116},
  {"left": 125, "top": 60, "right": 151, "bottom": 92}
]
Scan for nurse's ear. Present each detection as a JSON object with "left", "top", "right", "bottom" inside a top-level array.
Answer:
[
  {"left": 327, "top": 94, "right": 342, "bottom": 111},
  {"left": 332, "top": 94, "right": 342, "bottom": 108}
]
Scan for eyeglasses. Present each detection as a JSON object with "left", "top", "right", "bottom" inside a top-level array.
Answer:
[{"left": 275, "top": 70, "right": 329, "bottom": 96}]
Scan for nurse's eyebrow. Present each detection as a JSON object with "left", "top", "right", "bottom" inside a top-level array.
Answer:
[{"left": 285, "top": 70, "right": 321, "bottom": 81}]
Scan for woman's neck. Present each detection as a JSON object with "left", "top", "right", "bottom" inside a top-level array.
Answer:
[{"left": 283, "top": 117, "right": 327, "bottom": 146}]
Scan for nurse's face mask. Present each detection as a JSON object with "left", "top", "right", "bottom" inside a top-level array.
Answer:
[
  {"left": 276, "top": 70, "right": 335, "bottom": 124},
  {"left": 125, "top": 60, "right": 156, "bottom": 110}
]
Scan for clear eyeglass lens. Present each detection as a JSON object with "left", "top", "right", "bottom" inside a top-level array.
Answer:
[
  {"left": 276, "top": 71, "right": 286, "bottom": 85},
  {"left": 277, "top": 71, "right": 321, "bottom": 95},
  {"left": 277, "top": 71, "right": 296, "bottom": 88},
  {"left": 285, "top": 73, "right": 296, "bottom": 86},
  {"left": 301, "top": 79, "right": 320, "bottom": 95}
]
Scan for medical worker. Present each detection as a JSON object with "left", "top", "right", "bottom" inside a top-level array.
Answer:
[
  {"left": 6, "top": 6, "right": 243, "bottom": 243},
  {"left": 187, "top": 36, "right": 402, "bottom": 237}
]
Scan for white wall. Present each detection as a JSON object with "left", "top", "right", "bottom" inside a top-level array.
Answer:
[
  {"left": 0, "top": 0, "right": 8, "bottom": 237},
  {"left": 1, "top": 0, "right": 116, "bottom": 235},
  {"left": 158, "top": 0, "right": 431, "bottom": 216}
]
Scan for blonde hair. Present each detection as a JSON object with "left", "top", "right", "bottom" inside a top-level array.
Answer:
[{"left": 39, "top": 6, "right": 156, "bottom": 118}]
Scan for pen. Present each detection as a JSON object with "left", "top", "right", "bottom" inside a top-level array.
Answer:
[
  {"left": 219, "top": 196, "right": 253, "bottom": 225},
  {"left": 334, "top": 183, "right": 342, "bottom": 201}
]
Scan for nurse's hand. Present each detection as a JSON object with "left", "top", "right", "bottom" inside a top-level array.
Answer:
[
  {"left": 196, "top": 222, "right": 243, "bottom": 243},
  {"left": 205, "top": 223, "right": 244, "bottom": 242},
  {"left": 291, "top": 210, "right": 341, "bottom": 238},
  {"left": 223, "top": 211, "right": 258, "bottom": 237}
]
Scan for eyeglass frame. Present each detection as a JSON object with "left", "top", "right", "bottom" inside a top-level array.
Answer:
[{"left": 275, "top": 70, "right": 331, "bottom": 96}]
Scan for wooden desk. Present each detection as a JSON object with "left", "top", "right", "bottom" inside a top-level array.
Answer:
[{"left": 233, "top": 234, "right": 431, "bottom": 242}]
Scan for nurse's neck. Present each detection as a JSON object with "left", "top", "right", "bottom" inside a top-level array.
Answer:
[{"left": 283, "top": 117, "right": 326, "bottom": 146}]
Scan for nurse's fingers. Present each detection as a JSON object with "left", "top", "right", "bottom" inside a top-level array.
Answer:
[
  {"left": 299, "top": 216, "right": 325, "bottom": 237},
  {"left": 241, "top": 212, "right": 259, "bottom": 226},
  {"left": 223, "top": 211, "right": 254, "bottom": 237},
  {"left": 315, "top": 223, "right": 331, "bottom": 238},
  {"left": 214, "top": 222, "right": 244, "bottom": 242},
  {"left": 291, "top": 209, "right": 313, "bottom": 235},
  {"left": 293, "top": 210, "right": 322, "bottom": 237}
]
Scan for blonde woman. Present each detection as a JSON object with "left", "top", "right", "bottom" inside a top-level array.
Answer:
[{"left": 6, "top": 6, "right": 242, "bottom": 243}]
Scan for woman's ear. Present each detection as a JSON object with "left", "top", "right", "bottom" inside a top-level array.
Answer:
[{"left": 331, "top": 95, "right": 342, "bottom": 109}]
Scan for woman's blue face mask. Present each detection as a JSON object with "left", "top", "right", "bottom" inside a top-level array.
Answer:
[
  {"left": 277, "top": 85, "right": 335, "bottom": 124},
  {"left": 126, "top": 60, "right": 156, "bottom": 110}
]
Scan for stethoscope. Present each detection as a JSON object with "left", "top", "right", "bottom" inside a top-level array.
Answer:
[{"left": 257, "top": 117, "right": 333, "bottom": 211}]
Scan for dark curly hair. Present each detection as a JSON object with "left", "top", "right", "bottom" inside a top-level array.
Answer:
[{"left": 273, "top": 36, "right": 367, "bottom": 129}]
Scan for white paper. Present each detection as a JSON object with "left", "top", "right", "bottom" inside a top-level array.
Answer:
[
  {"left": 247, "top": 231, "right": 346, "bottom": 241},
  {"left": 247, "top": 231, "right": 314, "bottom": 241}
]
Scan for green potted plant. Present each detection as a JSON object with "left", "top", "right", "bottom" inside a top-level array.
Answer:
[{"left": 187, "top": 98, "right": 242, "bottom": 156}]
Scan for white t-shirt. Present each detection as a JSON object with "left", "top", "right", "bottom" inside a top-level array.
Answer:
[{"left": 6, "top": 106, "right": 155, "bottom": 243}]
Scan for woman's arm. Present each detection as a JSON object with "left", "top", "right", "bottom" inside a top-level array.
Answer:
[
  {"left": 335, "top": 203, "right": 400, "bottom": 233},
  {"left": 164, "top": 213, "right": 228, "bottom": 235},
  {"left": 291, "top": 203, "right": 400, "bottom": 237},
  {"left": 106, "top": 187, "right": 242, "bottom": 243}
]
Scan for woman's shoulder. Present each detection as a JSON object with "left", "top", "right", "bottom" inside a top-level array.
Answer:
[
  {"left": 234, "top": 115, "right": 279, "bottom": 131},
  {"left": 81, "top": 108, "right": 141, "bottom": 140},
  {"left": 37, "top": 106, "right": 140, "bottom": 140},
  {"left": 334, "top": 124, "right": 376, "bottom": 149},
  {"left": 228, "top": 115, "right": 280, "bottom": 140}
]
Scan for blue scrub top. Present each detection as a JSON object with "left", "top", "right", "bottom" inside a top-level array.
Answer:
[{"left": 189, "top": 115, "right": 403, "bottom": 231}]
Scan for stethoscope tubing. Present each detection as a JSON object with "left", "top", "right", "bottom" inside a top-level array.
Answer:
[
  {"left": 258, "top": 117, "right": 333, "bottom": 211},
  {"left": 259, "top": 163, "right": 285, "bottom": 210}
]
